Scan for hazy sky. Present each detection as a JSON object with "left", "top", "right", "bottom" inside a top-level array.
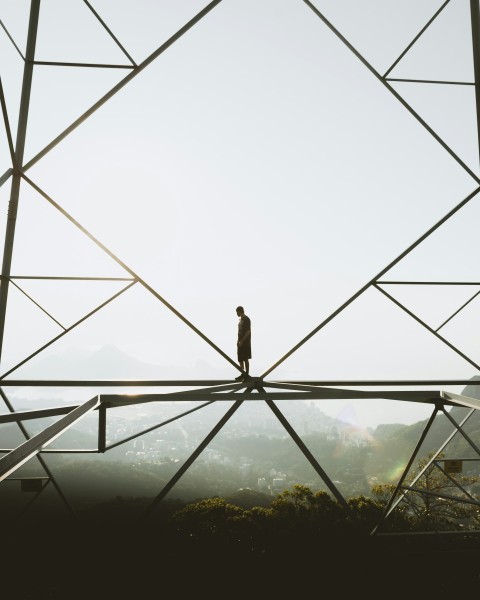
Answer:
[{"left": 1, "top": 0, "right": 480, "bottom": 427}]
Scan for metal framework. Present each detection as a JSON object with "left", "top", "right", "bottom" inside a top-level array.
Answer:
[{"left": 1, "top": 0, "right": 480, "bottom": 532}]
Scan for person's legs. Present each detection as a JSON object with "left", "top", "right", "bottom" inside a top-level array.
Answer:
[
  {"left": 235, "top": 360, "right": 244, "bottom": 381},
  {"left": 235, "top": 360, "right": 249, "bottom": 381}
]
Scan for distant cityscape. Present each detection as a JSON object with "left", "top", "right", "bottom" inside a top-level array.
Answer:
[{"left": 104, "top": 401, "right": 373, "bottom": 495}]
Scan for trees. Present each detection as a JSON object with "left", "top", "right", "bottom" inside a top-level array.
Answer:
[{"left": 373, "top": 453, "right": 480, "bottom": 531}]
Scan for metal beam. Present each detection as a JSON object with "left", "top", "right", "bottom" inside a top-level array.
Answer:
[
  {"left": 0, "top": 0, "right": 40, "bottom": 365},
  {"left": 377, "top": 281, "right": 480, "bottom": 285},
  {"left": 263, "top": 381, "right": 449, "bottom": 404},
  {"left": 0, "top": 18, "right": 25, "bottom": 60},
  {"left": 105, "top": 400, "right": 215, "bottom": 451},
  {"left": 372, "top": 406, "right": 438, "bottom": 534},
  {"left": 264, "top": 397, "right": 348, "bottom": 509},
  {"left": 385, "top": 78, "right": 474, "bottom": 86},
  {"left": 261, "top": 186, "right": 480, "bottom": 378},
  {"left": 23, "top": 0, "right": 223, "bottom": 171},
  {"left": 0, "top": 280, "right": 136, "bottom": 380},
  {"left": 22, "top": 174, "right": 241, "bottom": 373},
  {"left": 0, "top": 378, "right": 479, "bottom": 387},
  {"left": 440, "top": 405, "right": 480, "bottom": 455},
  {"left": 303, "top": 0, "right": 480, "bottom": 183},
  {"left": 102, "top": 390, "right": 455, "bottom": 407},
  {"left": 0, "top": 404, "right": 78, "bottom": 423},
  {"left": 383, "top": 0, "right": 452, "bottom": 78},
  {"left": 0, "top": 379, "right": 237, "bottom": 386},
  {"left": 374, "top": 284, "right": 480, "bottom": 372},
  {"left": 0, "top": 387, "right": 76, "bottom": 517},
  {"left": 0, "top": 168, "right": 13, "bottom": 188},
  {"left": 142, "top": 398, "right": 244, "bottom": 518},
  {"left": 0, "top": 396, "right": 99, "bottom": 482},
  {"left": 401, "top": 484, "right": 480, "bottom": 506},
  {"left": 83, "top": 0, "right": 137, "bottom": 66},
  {"left": 10, "top": 280, "right": 66, "bottom": 330},
  {"left": 436, "top": 289, "right": 480, "bottom": 332},
  {"left": 470, "top": 0, "right": 480, "bottom": 168},
  {"left": 98, "top": 402, "right": 106, "bottom": 452},
  {"left": 11, "top": 276, "right": 135, "bottom": 281},
  {"left": 432, "top": 461, "right": 478, "bottom": 502},
  {"left": 441, "top": 391, "right": 480, "bottom": 411},
  {"left": 0, "top": 77, "right": 16, "bottom": 165},
  {"left": 378, "top": 408, "right": 476, "bottom": 519},
  {"left": 33, "top": 61, "right": 134, "bottom": 69}
]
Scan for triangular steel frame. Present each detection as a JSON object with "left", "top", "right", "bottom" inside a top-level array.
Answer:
[{"left": 0, "top": 0, "right": 480, "bottom": 529}]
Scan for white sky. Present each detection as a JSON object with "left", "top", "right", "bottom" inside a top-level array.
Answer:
[{"left": 0, "top": 0, "right": 480, "bottom": 427}]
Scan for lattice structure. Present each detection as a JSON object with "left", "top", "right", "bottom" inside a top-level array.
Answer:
[{"left": 1, "top": 0, "right": 480, "bottom": 529}]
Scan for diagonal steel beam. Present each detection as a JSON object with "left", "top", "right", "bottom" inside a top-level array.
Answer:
[
  {"left": 0, "top": 280, "right": 137, "bottom": 380},
  {"left": 0, "top": 404, "right": 78, "bottom": 423},
  {"left": 470, "top": 0, "right": 480, "bottom": 169},
  {"left": 0, "top": 18, "right": 26, "bottom": 60},
  {"left": 0, "top": 168, "right": 12, "bottom": 188},
  {"left": 0, "top": 387, "right": 75, "bottom": 517},
  {"left": 401, "top": 484, "right": 480, "bottom": 506},
  {"left": 440, "top": 405, "right": 480, "bottom": 455},
  {"left": 0, "top": 0, "right": 40, "bottom": 366},
  {"left": 105, "top": 400, "right": 216, "bottom": 451},
  {"left": 303, "top": 0, "right": 480, "bottom": 183},
  {"left": 10, "top": 279, "right": 66, "bottom": 330},
  {"left": 433, "top": 460, "right": 478, "bottom": 502},
  {"left": 264, "top": 396, "right": 348, "bottom": 508},
  {"left": 22, "top": 174, "right": 241, "bottom": 372},
  {"left": 436, "top": 289, "right": 480, "bottom": 332},
  {"left": 374, "top": 284, "right": 480, "bottom": 372},
  {"left": 83, "top": 0, "right": 137, "bottom": 66},
  {"left": 383, "top": 0, "right": 452, "bottom": 78},
  {"left": 142, "top": 398, "right": 244, "bottom": 518},
  {"left": 371, "top": 406, "right": 438, "bottom": 534},
  {"left": 262, "top": 185, "right": 480, "bottom": 378},
  {"left": 0, "top": 395, "right": 99, "bottom": 482},
  {"left": 379, "top": 407, "right": 476, "bottom": 521},
  {"left": 0, "top": 77, "right": 16, "bottom": 166},
  {"left": 23, "top": 0, "right": 223, "bottom": 172}
]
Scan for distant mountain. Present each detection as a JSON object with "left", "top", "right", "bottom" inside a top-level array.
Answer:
[
  {"left": 367, "top": 375, "right": 480, "bottom": 479},
  {"left": 461, "top": 375, "right": 480, "bottom": 400},
  {"left": 7, "top": 344, "right": 231, "bottom": 380}
]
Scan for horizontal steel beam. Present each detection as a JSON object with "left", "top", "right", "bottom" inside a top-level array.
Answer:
[
  {"left": 385, "top": 78, "right": 474, "bottom": 86},
  {"left": 33, "top": 61, "right": 134, "bottom": 69},
  {"left": 377, "top": 281, "right": 480, "bottom": 285},
  {"left": 401, "top": 485, "right": 480, "bottom": 506},
  {"left": 2, "top": 379, "right": 480, "bottom": 387},
  {"left": 102, "top": 390, "right": 453, "bottom": 406},
  {"left": 0, "top": 404, "right": 79, "bottom": 423},
  {"left": 441, "top": 391, "right": 480, "bottom": 411},
  {"left": 0, "top": 449, "right": 98, "bottom": 453},
  {"left": 274, "top": 380, "right": 480, "bottom": 387},
  {"left": 0, "top": 396, "right": 99, "bottom": 481},
  {"left": 9, "top": 276, "right": 135, "bottom": 281}
]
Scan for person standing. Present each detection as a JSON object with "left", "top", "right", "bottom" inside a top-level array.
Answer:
[{"left": 235, "top": 306, "right": 251, "bottom": 381}]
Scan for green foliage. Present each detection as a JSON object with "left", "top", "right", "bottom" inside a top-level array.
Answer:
[{"left": 402, "top": 452, "right": 479, "bottom": 531}]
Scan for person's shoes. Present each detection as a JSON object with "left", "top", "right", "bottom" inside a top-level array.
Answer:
[{"left": 234, "top": 374, "right": 244, "bottom": 382}]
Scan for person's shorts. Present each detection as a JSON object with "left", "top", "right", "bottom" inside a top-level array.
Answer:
[{"left": 237, "top": 343, "right": 251, "bottom": 362}]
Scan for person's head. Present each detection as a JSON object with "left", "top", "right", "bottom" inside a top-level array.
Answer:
[{"left": 236, "top": 306, "right": 244, "bottom": 317}]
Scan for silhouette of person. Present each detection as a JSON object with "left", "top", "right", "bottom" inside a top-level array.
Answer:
[{"left": 235, "top": 306, "right": 251, "bottom": 381}]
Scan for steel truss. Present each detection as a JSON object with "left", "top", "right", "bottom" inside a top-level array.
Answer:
[{"left": 0, "top": 0, "right": 480, "bottom": 532}]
